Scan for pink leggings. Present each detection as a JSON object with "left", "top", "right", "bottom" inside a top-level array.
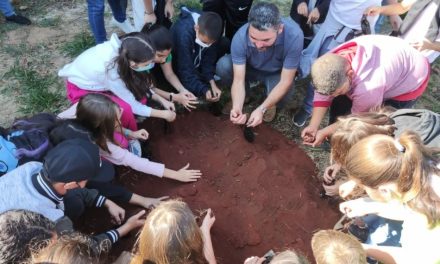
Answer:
[{"left": 66, "top": 81, "right": 147, "bottom": 132}]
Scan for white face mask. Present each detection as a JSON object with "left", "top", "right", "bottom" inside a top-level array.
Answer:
[
  {"left": 195, "top": 37, "right": 211, "bottom": 48},
  {"left": 132, "top": 62, "right": 155, "bottom": 72}
]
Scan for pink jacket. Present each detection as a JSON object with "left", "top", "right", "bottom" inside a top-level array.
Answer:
[{"left": 313, "top": 35, "right": 430, "bottom": 113}]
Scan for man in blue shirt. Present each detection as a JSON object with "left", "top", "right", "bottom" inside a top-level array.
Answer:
[{"left": 216, "top": 2, "right": 303, "bottom": 127}]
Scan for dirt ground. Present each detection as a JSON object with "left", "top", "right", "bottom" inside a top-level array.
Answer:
[{"left": 79, "top": 111, "right": 340, "bottom": 263}]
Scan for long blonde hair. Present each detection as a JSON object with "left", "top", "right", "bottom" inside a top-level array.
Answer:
[
  {"left": 311, "top": 230, "right": 366, "bottom": 264},
  {"left": 345, "top": 131, "right": 440, "bottom": 227},
  {"left": 331, "top": 112, "right": 396, "bottom": 165},
  {"left": 131, "top": 200, "right": 206, "bottom": 264}
]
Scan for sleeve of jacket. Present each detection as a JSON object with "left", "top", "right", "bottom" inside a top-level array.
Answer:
[
  {"left": 316, "top": 0, "right": 330, "bottom": 24},
  {"left": 69, "top": 188, "right": 107, "bottom": 208},
  {"left": 54, "top": 216, "right": 116, "bottom": 254},
  {"left": 173, "top": 27, "right": 210, "bottom": 97},
  {"left": 199, "top": 44, "right": 218, "bottom": 83}
]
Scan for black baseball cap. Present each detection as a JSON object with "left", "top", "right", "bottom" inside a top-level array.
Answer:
[{"left": 42, "top": 138, "right": 114, "bottom": 183}]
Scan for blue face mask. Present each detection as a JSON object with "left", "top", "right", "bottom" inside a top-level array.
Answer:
[{"left": 132, "top": 62, "right": 155, "bottom": 72}]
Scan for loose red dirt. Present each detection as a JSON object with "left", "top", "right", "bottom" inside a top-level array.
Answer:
[{"left": 79, "top": 111, "right": 340, "bottom": 263}]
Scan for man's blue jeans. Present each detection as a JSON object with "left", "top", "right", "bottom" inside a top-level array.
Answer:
[
  {"left": 88, "top": 0, "right": 128, "bottom": 44},
  {"left": 0, "top": 0, "right": 15, "bottom": 17},
  {"left": 216, "top": 54, "right": 295, "bottom": 107}
]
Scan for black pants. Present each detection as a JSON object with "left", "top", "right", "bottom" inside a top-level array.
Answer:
[
  {"left": 154, "top": 0, "right": 172, "bottom": 28},
  {"left": 202, "top": 0, "right": 253, "bottom": 40}
]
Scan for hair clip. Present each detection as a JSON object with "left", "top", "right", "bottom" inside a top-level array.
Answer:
[{"left": 394, "top": 140, "right": 405, "bottom": 153}]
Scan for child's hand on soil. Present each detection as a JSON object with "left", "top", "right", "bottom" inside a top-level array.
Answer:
[
  {"left": 243, "top": 256, "right": 266, "bottom": 264},
  {"left": 323, "top": 163, "right": 341, "bottom": 183},
  {"left": 143, "top": 196, "right": 169, "bottom": 209},
  {"left": 339, "top": 179, "right": 357, "bottom": 198},
  {"left": 323, "top": 179, "right": 343, "bottom": 196},
  {"left": 175, "top": 92, "right": 199, "bottom": 111},
  {"left": 131, "top": 129, "right": 149, "bottom": 140},
  {"left": 124, "top": 210, "right": 146, "bottom": 230},
  {"left": 177, "top": 163, "right": 202, "bottom": 182},
  {"left": 162, "top": 110, "right": 176, "bottom": 122},
  {"left": 161, "top": 99, "right": 176, "bottom": 112},
  {"left": 105, "top": 199, "right": 126, "bottom": 225},
  {"left": 200, "top": 208, "right": 215, "bottom": 233}
]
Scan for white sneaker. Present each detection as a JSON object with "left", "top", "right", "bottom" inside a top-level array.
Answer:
[{"left": 111, "top": 17, "right": 135, "bottom": 33}]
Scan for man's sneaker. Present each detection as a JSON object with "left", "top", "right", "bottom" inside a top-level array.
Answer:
[
  {"left": 292, "top": 108, "right": 311, "bottom": 127},
  {"left": 111, "top": 17, "right": 135, "bottom": 33},
  {"left": 263, "top": 106, "right": 276, "bottom": 123},
  {"left": 5, "top": 14, "right": 31, "bottom": 25}
]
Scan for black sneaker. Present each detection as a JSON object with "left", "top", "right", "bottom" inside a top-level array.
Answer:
[
  {"left": 5, "top": 14, "right": 31, "bottom": 25},
  {"left": 292, "top": 108, "right": 311, "bottom": 127}
]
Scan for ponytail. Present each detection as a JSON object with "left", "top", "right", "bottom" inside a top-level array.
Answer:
[
  {"left": 345, "top": 131, "right": 440, "bottom": 227},
  {"left": 109, "top": 33, "right": 156, "bottom": 100}
]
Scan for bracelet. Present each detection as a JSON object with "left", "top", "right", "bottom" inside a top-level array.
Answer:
[
  {"left": 123, "top": 129, "right": 130, "bottom": 137},
  {"left": 169, "top": 93, "right": 173, "bottom": 102},
  {"left": 144, "top": 10, "right": 154, "bottom": 15}
]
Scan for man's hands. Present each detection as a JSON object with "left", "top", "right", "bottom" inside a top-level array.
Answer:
[
  {"left": 247, "top": 107, "right": 264, "bottom": 127},
  {"left": 105, "top": 199, "right": 125, "bottom": 225},
  {"left": 230, "top": 108, "right": 247, "bottom": 125}
]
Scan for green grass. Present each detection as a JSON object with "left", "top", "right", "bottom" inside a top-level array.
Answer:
[
  {"left": 4, "top": 63, "right": 65, "bottom": 114},
  {"left": 61, "top": 31, "right": 95, "bottom": 58},
  {"left": 38, "top": 16, "right": 62, "bottom": 27}
]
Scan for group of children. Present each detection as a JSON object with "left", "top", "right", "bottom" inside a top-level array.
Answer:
[{"left": 1, "top": 0, "right": 440, "bottom": 263}]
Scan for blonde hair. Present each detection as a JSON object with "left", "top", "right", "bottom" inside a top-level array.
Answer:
[
  {"left": 131, "top": 200, "right": 206, "bottom": 264},
  {"left": 331, "top": 112, "right": 396, "bottom": 165},
  {"left": 32, "top": 232, "right": 101, "bottom": 264},
  {"left": 311, "top": 230, "right": 366, "bottom": 264},
  {"left": 271, "top": 250, "right": 309, "bottom": 264},
  {"left": 345, "top": 131, "right": 440, "bottom": 227}
]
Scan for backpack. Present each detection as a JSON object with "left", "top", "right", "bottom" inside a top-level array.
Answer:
[{"left": 0, "top": 113, "right": 57, "bottom": 176}]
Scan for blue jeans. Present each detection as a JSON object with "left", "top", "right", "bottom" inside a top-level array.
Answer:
[
  {"left": 88, "top": 0, "right": 128, "bottom": 44},
  {"left": 302, "top": 36, "right": 334, "bottom": 114},
  {"left": 0, "top": 0, "right": 15, "bottom": 17},
  {"left": 216, "top": 54, "right": 295, "bottom": 107}
]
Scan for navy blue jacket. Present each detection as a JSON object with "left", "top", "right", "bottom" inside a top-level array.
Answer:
[{"left": 171, "top": 8, "right": 218, "bottom": 97}]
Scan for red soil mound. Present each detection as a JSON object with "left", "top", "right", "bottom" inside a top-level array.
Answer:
[{"left": 79, "top": 111, "right": 340, "bottom": 263}]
